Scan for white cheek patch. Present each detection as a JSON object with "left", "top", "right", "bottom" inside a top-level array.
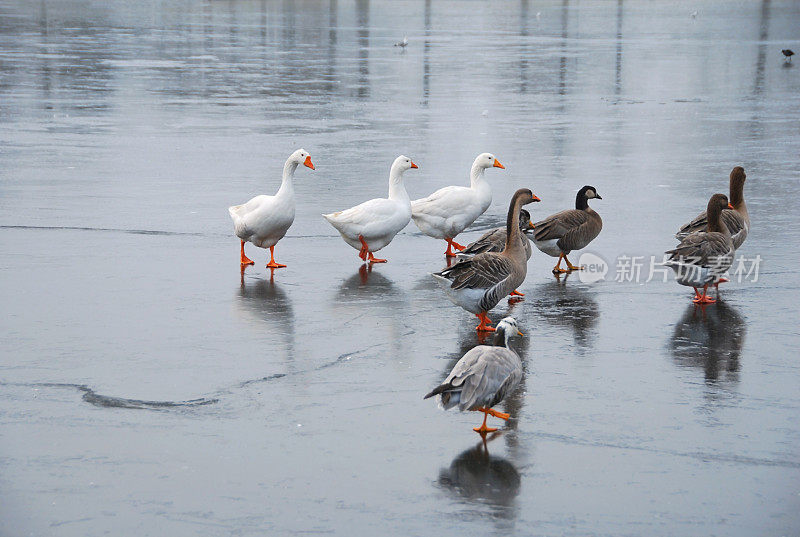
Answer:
[{"left": 586, "top": 189, "right": 595, "bottom": 198}]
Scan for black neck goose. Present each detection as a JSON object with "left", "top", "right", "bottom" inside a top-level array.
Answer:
[
  {"left": 424, "top": 317, "right": 524, "bottom": 434},
  {"left": 529, "top": 185, "right": 603, "bottom": 274},
  {"left": 432, "top": 189, "right": 540, "bottom": 332},
  {"left": 676, "top": 166, "right": 749, "bottom": 250},
  {"left": 666, "top": 193, "right": 735, "bottom": 304}
]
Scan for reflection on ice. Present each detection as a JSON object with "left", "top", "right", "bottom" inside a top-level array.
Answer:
[
  {"left": 437, "top": 434, "right": 521, "bottom": 519},
  {"left": 527, "top": 274, "right": 599, "bottom": 351},
  {"left": 669, "top": 302, "right": 746, "bottom": 383}
]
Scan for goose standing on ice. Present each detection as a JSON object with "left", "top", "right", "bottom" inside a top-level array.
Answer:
[
  {"left": 228, "top": 149, "right": 314, "bottom": 269},
  {"left": 411, "top": 153, "right": 505, "bottom": 257},
  {"left": 665, "top": 194, "right": 735, "bottom": 304},
  {"left": 425, "top": 317, "right": 524, "bottom": 434},
  {"left": 323, "top": 155, "right": 418, "bottom": 264},
  {"left": 676, "top": 167, "right": 749, "bottom": 250},
  {"left": 675, "top": 167, "right": 748, "bottom": 295},
  {"left": 433, "top": 189, "right": 540, "bottom": 331},
  {"left": 457, "top": 208, "right": 537, "bottom": 298},
  {"left": 531, "top": 185, "right": 603, "bottom": 274}
]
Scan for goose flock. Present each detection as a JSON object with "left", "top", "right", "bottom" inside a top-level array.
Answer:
[{"left": 229, "top": 150, "right": 750, "bottom": 433}]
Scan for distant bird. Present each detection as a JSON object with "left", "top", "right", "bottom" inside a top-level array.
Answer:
[
  {"left": 433, "top": 189, "right": 540, "bottom": 332},
  {"left": 782, "top": 49, "right": 794, "bottom": 62},
  {"left": 394, "top": 36, "right": 408, "bottom": 48},
  {"left": 323, "top": 155, "right": 418, "bottom": 264},
  {"left": 690, "top": 10, "right": 698, "bottom": 18},
  {"left": 530, "top": 185, "right": 603, "bottom": 274},
  {"left": 229, "top": 149, "right": 314, "bottom": 269},
  {"left": 536, "top": 11, "right": 541, "bottom": 20},
  {"left": 665, "top": 194, "right": 735, "bottom": 304},
  {"left": 424, "top": 317, "right": 524, "bottom": 434}
]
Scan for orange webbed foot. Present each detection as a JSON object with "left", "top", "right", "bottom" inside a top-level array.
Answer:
[
  {"left": 473, "top": 425, "right": 498, "bottom": 433},
  {"left": 475, "top": 312, "right": 496, "bottom": 332},
  {"left": 266, "top": 261, "right": 287, "bottom": 269},
  {"left": 358, "top": 235, "right": 370, "bottom": 261},
  {"left": 510, "top": 290, "right": 524, "bottom": 297},
  {"left": 368, "top": 253, "right": 387, "bottom": 263}
]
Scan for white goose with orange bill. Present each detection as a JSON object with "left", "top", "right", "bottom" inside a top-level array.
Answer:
[
  {"left": 411, "top": 153, "right": 506, "bottom": 257},
  {"left": 323, "top": 155, "right": 418, "bottom": 264},
  {"left": 228, "top": 148, "right": 315, "bottom": 269}
]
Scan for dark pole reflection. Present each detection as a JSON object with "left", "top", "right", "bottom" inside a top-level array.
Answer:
[
  {"left": 325, "top": 0, "right": 338, "bottom": 93},
  {"left": 669, "top": 302, "right": 746, "bottom": 384},
  {"left": 422, "top": 0, "right": 431, "bottom": 106},
  {"left": 519, "top": 0, "right": 529, "bottom": 93},
  {"left": 614, "top": 0, "right": 623, "bottom": 96},
  {"left": 753, "top": 0, "right": 771, "bottom": 95},
  {"left": 558, "top": 0, "right": 570, "bottom": 96},
  {"left": 355, "top": 0, "right": 370, "bottom": 99}
]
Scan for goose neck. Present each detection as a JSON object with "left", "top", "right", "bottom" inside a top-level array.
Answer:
[
  {"left": 575, "top": 192, "right": 589, "bottom": 210},
  {"left": 492, "top": 327, "right": 510, "bottom": 347},
  {"left": 469, "top": 164, "right": 487, "bottom": 189},
  {"left": 277, "top": 160, "right": 299, "bottom": 197},
  {"left": 729, "top": 177, "right": 745, "bottom": 209},
  {"left": 504, "top": 195, "right": 524, "bottom": 252},
  {"left": 388, "top": 170, "right": 409, "bottom": 202}
]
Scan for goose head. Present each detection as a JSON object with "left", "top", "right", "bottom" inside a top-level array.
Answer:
[
  {"left": 706, "top": 193, "right": 733, "bottom": 233},
  {"left": 493, "top": 316, "right": 524, "bottom": 346},
  {"left": 513, "top": 188, "right": 541, "bottom": 206},
  {"left": 474, "top": 152, "right": 505, "bottom": 171},
  {"left": 391, "top": 155, "right": 419, "bottom": 175},
  {"left": 575, "top": 185, "right": 601, "bottom": 210},
  {"left": 579, "top": 185, "right": 602, "bottom": 200},
  {"left": 708, "top": 193, "right": 733, "bottom": 213},
  {"left": 289, "top": 148, "right": 315, "bottom": 170}
]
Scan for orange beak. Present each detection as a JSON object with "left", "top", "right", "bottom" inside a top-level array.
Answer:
[
  {"left": 528, "top": 221, "right": 535, "bottom": 228},
  {"left": 493, "top": 158, "right": 505, "bottom": 169},
  {"left": 727, "top": 203, "right": 734, "bottom": 209},
  {"left": 410, "top": 161, "right": 419, "bottom": 169},
  {"left": 531, "top": 194, "right": 541, "bottom": 202},
  {"left": 304, "top": 156, "right": 315, "bottom": 170}
]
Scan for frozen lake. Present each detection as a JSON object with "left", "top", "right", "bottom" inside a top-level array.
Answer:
[{"left": 1, "top": 0, "right": 799, "bottom": 535}]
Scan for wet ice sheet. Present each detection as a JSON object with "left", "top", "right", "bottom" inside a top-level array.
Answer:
[{"left": 1, "top": 0, "right": 800, "bottom": 535}]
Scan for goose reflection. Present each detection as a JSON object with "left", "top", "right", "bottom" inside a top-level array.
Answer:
[
  {"left": 437, "top": 434, "right": 521, "bottom": 519},
  {"left": 527, "top": 274, "right": 599, "bottom": 351},
  {"left": 236, "top": 270, "right": 296, "bottom": 357},
  {"left": 335, "top": 264, "right": 404, "bottom": 303},
  {"left": 333, "top": 265, "right": 409, "bottom": 352},
  {"left": 669, "top": 302, "right": 745, "bottom": 383}
]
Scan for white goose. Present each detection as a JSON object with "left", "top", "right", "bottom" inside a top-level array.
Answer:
[
  {"left": 228, "top": 149, "right": 315, "bottom": 268},
  {"left": 323, "top": 155, "right": 418, "bottom": 263},
  {"left": 411, "top": 153, "right": 505, "bottom": 257}
]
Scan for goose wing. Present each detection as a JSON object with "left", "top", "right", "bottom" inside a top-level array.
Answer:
[
  {"left": 440, "top": 253, "right": 514, "bottom": 291},
  {"left": 666, "top": 231, "right": 734, "bottom": 266},
  {"left": 533, "top": 209, "right": 590, "bottom": 242},
  {"left": 449, "top": 347, "right": 521, "bottom": 411},
  {"left": 676, "top": 209, "right": 747, "bottom": 247},
  {"left": 460, "top": 227, "right": 507, "bottom": 256}
]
